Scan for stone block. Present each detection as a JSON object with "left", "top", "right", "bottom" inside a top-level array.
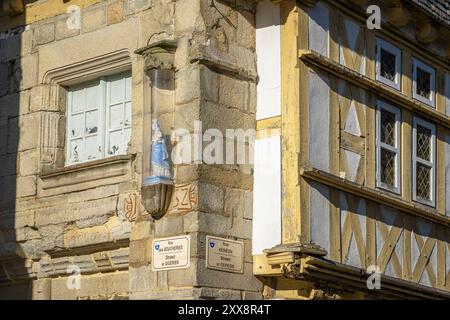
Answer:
[
  {"left": 224, "top": 187, "right": 244, "bottom": 217},
  {"left": 154, "top": 215, "right": 183, "bottom": 237},
  {"left": 236, "top": 10, "right": 255, "bottom": 50},
  {"left": 129, "top": 238, "right": 152, "bottom": 266},
  {"left": 129, "top": 265, "right": 156, "bottom": 293},
  {"left": 218, "top": 74, "right": 251, "bottom": 112},
  {"left": 196, "top": 259, "right": 262, "bottom": 292},
  {"left": 175, "top": 67, "right": 201, "bottom": 105},
  {"left": 198, "top": 287, "right": 242, "bottom": 300},
  {"left": 19, "top": 113, "right": 40, "bottom": 153},
  {"left": 198, "top": 182, "right": 224, "bottom": 214},
  {"left": 138, "top": 3, "right": 174, "bottom": 47},
  {"left": 0, "top": 63, "right": 9, "bottom": 96},
  {"left": 0, "top": 153, "right": 17, "bottom": 177},
  {"left": 107, "top": 1, "right": 124, "bottom": 25},
  {"left": 32, "top": 278, "right": 52, "bottom": 300},
  {"left": 130, "top": 218, "right": 154, "bottom": 241},
  {"left": 19, "top": 53, "right": 38, "bottom": 90},
  {"left": 0, "top": 32, "right": 20, "bottom": 62},
  {"left": 17, "top": 175, "right": 37, "bottom": 198},
  {"left": 175, "top": 0, "right": 204, "bottom": 34},
  {"left": 167, "top": 262, "right": 197, "bottom": 287},
  {"left": 243, "top": 291, "right": 262, "bottom": 300},
  {"left": 82, "top": 5, "right": 106, "bottom": 33},
  {"left": 55, "top": 15, "right": 80, "bottom": 40},
  {"left": 19, "top": 149, "right": 37, "bottom": 176},
  {"left": 33, "top": 23, "right": 55, "bottom": 46}
]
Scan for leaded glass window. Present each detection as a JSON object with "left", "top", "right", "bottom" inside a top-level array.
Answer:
[
  {"left": 376, "top": 101, "right": 401, "bottom": 193},
  {"left": 413, "top": 58, "right": 435, "bottom": 107},
  {"left": 412, "top": 117, "right": 436, "bottom": 206},
  {"left": 380, "top": 49, "right": 396, "bottom": 81},
  {"left": 376, "top": 38, "right": 401, "bottom": 90}
]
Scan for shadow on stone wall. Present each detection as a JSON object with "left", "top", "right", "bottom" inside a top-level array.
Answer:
[{"left": 0, "top": 0, "right": 31, "bottom": 299}]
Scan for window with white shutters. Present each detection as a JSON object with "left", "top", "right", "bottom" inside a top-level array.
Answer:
[{"left": 66, "top": 73, "right": 132, "bottom": 165}]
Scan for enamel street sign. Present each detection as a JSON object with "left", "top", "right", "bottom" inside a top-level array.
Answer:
[
  {"left": 206, "top": 236, "right": 244, "bottom": 273},
  {"left": 152, "top": 235, "right": 190, "bottom": 271}
]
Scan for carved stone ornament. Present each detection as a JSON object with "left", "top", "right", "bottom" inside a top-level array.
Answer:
[
  {"left": 134, "top": 40, "right": 178, "bottom": 72},
  {"left": 3, "top": 0, "right": 24, "bottom": 16}
]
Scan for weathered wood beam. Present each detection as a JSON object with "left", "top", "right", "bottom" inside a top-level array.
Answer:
[
  {"left": 386, "top": 0, "right": 411, "bottom": 28},
  {"left": 2, "top": 0, "right": 24, "bottom": 16}
]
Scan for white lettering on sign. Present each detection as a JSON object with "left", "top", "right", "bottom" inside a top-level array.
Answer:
[
  {"left": 206, "top": 236, "right": 244, "bottom": 273},
  {"left": 152, "top": 235, "right": 190, "bottom": 271}
]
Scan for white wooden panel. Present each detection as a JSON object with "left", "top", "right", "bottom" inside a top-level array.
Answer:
[
  {"left": 252, "top": 135, "right": 281, "bottom": 254},
  {"left": 309, "top": 2, "right": 329, "bottom": 57},
  {"left": 71, "top": 89, "right": 85, "bottom": 113},
  {"left": 310, "top": 182, "right": 330, "bottom": 255},
  {"left": 256, "top": 0, "right": 281, "bottom": 120},
  {"left": 309, "top": 71, "right": 330, "bottom": 172}
]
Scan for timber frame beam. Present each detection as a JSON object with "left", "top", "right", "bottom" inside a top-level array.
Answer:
[
  {"left": 299, "top": 50, "right": 450, "bottom": 128},
  {"left": 300, "top": 166, "right": 450, "bottom": 227}
]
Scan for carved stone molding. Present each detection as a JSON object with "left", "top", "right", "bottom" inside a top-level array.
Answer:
[
  {"left": 416, "top": 18, "right": 439, "bottom": 44},
  {"left": 38, "top": 155, "right": 133, "bottom": 198},
  {"left": 386, "top": 0, "right": 411, "bottom": 28},
  {"left": 42, "top": 49, "right": 131, "bottom": 86},
  {"left": 135, "top": 40, "right": 177, "bottom": 72}
]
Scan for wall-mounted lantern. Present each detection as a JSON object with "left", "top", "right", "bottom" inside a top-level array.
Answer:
[{"left": 135, "top": 40, "right": 177, "bottom": 219}]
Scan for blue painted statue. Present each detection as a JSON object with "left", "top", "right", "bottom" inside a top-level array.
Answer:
[{"left": 144, "top": 119, "right": 173, "bottom": 185}]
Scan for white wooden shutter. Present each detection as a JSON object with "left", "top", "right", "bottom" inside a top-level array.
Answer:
[{"left": 67, "top": 81, "right": 103, "bottom": 165}]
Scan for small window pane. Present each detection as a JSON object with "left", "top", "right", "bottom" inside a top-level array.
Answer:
[
  {"left": 125, "top": 76, "right": 132, "bottom": 101},
  {"left": 72, "top": 89, "right": 85, "bottom": 113},
  {"left": 70, "top": 113, "right": 84, "bottom": 138},
  {"left": 124, "top": 101, "right": 132, "bottom": 127},
  {"left": 380, "top": 48, "right": 396, "bottom": 81},
  {"left": 110, "top": 78, "right": 124, "bottom": 104},
  {"left": 70, "top": 139, "right": 83, "bottom": 163},
  {"left": 380, "top": 109, "right": 396, "bottom": 146},
  {"left": 416, "top": 67, "right": 431, "bottom": 99},
  {"left": 381, "top": 148, "right": 396, "bottom": 187},
  {"left": 416, "top": 125, "right": 431, "bottom": 161},
  {"left": 107, "top": 130, "right": 122, "bottom": 156},
  {"left": 124, "top": 127, "right": 131, "bottom": 150},
  {"left": 86, "top": 84, "right": 100, "bottom": 110},
  {"left": 85, "top": 136, "right": 99, "bottom": 161},
  {"left": 85, "top": 110, "right": 99, "bottom": 135},
  {"left": 109, "top": 103, "right": 124, "bottom": 129},
  {"left": 416, "top": 163, "right": 431, "bottom": 201}
]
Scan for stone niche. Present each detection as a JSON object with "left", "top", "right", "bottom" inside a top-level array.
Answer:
[{"left": 135, "top": 40, "right": 178, "bottom": 219}]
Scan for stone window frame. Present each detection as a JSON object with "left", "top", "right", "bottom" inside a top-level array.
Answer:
[
  {"left": 412, "top": 116, "right": 436, "bottom": 208},
  {"left": 376, "top": 100, "right": 401, "bottom": 195},
  {"left": 37, "top": 49, "right": 134, "bottom": 197},
  {"left": 375, "top": 37, "right": 402, "bottom": 91}
]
